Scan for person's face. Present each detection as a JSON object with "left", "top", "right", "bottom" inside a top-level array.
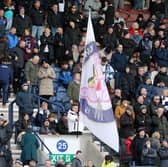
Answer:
[
  {"left": 45, "top": 160, "right": 51, "bottom": 167},
  {"left": 160, "top": 67, "right": 167, "bottom": 73},
  {"left": 0, "top": 10, "right": 4, "bottom": 17},
  {"left": 45, "top": 28, "right": 51, "bottom": 35},
  {"left": 43, "top": 62, "right": 49, "bottom": 68},
  {"left": 99, "top": 19, "right": 104, "bottom": 25},
  {"left": 145, "top": 79, "right": 151, "bottom": 85},
  {"left": 24, "top": 114, "right": 29, "bottom": 121},
  {"left": 154, "top": 40, "right": 160, "bottom": 48},
  {"left": 24, "top": 29, "right": 30, "bottom": 36},
  {"left": 11, "top": 28, "right": 16, "bottom": 34},
  {"left": 76, "top": 152, "right": 81, "bottom": 159},
  {"left": 157, "top": 108, "right": 164, "bottom": 116},
  {"left": 42, "top": 102, "right": 48, "bottom": 110},
  {"left": 122, "top": 100, "right": 128, "bottom": 107},
  {"left": 108, "top": 28, "right": 113, "bottom": 34},
  {"left": 87, "top": 160, "right": 93, "bottom": 167},
  {"left": 153, "top": 96, "right": 160, "bottom": 104},
  {"left": 74, "top": 73, "right": 81, "bottom": 81},
  {"left": 19, "top": 8, "right": 25, "bottom": 15},
  {"left": 72, "top": 106, "right": 78, "bottom": 112},
  {"left": 139, "top": 130, "right": 145, "bottom": 137},
  {"left": 71, "top": 5, "right": 77, "bottom": 12},
  {"left": 34, "top": 0, "right": 41, "bottom": 8},
  {"left": 117, "top": 45, "right": 123, "bottom": 53},
  {"left": 32, "top": 56, "right": 40, "bottom": 64},
  {"left": 22, "top": 85, "right": 29, "bottom": 91},
  {"left": 137, "top": 96, "right": 144, "bottom": 104},
  {"left": 115, "top": 89, "right": 121, "bottom": 97},
  {"left": 138, "top": 67, "right": 144, "bottom": 76},
  {"left": 52, "top": 4, "right": 58, "bottom": 12},
  {"left": 57, "top": 27, "right": 63, "bottom": 34},
  {"left": 29, "top": 160, "right": 36, "bottom": 167},
  {"left": 140, "top": 88, "right": 147, "bottom": 96}
]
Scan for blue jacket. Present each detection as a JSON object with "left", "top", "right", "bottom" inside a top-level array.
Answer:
[
  {"left": 7, "top": 33, "right": 19, "bottom": 49},
  {"left": 0, "top": 63, "right": 13, "bottom": 84},
  {"left": 110, "top": 51, "right": 127, "bottom": 72}
]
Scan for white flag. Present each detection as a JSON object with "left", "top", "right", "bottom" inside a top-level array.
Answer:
[{"left": 79, "top": 11, "right": 119, "bottom": 152}]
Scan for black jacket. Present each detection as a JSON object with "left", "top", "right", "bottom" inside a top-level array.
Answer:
[
  {"left": 13, "top": 15, "right": 32, "bottom": 36},
  {"left": 29, "top": 7, "right": 45, "bottom": 26},
  {"left": 154, "top": 71, "right": 168, "bottom": 87},
  {"left": 47, "top": 9, "right": 63, "bottom": 28}
]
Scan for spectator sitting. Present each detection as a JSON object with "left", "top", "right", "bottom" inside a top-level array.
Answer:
[
  {"left": 35, "top": 101, "right": 51, "bottom": 127},
  {"left": 39, "top": 119, "right": 53, "bottom": 135},
  {"left": 57, "top": 113, "right": 68, "bottom": 134},
  {"left": 7, "top": 27, "right": 19, "bottom": 49},
  {"left": 48, "top": 113, "right": 59, "bottom": 136}
]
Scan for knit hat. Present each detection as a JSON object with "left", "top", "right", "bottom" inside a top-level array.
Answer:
[{"left": 140, "top": 105, "right": 147, "bottom": 110}]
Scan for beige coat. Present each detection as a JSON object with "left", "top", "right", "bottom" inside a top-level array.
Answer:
[{"left": 38, "top": 66, "right": 56, "bottom": 96}]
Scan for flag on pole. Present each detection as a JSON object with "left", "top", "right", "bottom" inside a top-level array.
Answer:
[{"left": 79, "top": 11, "right": 119, "bottom": 152}]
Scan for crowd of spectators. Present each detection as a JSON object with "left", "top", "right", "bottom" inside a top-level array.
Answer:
[{"left": 0, "top": 0, "right": 167, "bottom": 166}]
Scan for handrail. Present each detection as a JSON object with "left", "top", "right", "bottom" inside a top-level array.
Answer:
[
  {"left": 34, "top": 132, "right": 53, "bottom": 155},
  {"left": 8, "top": 93, "right": 65, "bottom": 128}
]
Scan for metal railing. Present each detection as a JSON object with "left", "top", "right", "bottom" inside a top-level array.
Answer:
[{"left": 8, "top": 94, "right": 65, "bottom": 128}]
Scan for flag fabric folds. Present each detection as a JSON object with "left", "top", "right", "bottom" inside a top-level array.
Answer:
[{"left": 79, "top": 11, "right": 119, "bottom": 152}]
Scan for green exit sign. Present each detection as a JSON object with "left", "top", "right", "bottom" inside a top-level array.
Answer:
[{"left": 49, "top": 154, "right": 75, "bottom": 164}]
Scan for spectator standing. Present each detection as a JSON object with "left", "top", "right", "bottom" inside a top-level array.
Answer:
[
  {"left": 38, "top": 59, "right": 56, "bottom": 99},
  {"left": 45, "top": 159, "right": 52, "bottom": 167},
  {"left": 47, "top": 3, "right": 62, "bottom": 36},
  {"left": 67, "top": 72, "right": 80, "bottom": 103},
  {"left": 141, "top": 139, "right": 157, "bottom": 166},
  {"left": 16, "top": 83, "right": 34, "bottom": 121},
  {"left": 0, "top": 9, "right": 7, "bottom": 37},
  {"left": 24, "top": 55, "right": 40, "bottom": 94},
  {"left": 3, "top": 0, "right": 15, "bottom": 31},
  {"left": 158, "top": 139, "right": 168, "bottom": 167},
  {"left": 101, "top": 155, "right": 116, "bottom": 167},
  {"left": 8, "top": 40, "right": 25, "bottom": 94},
  {"left": 72, "top": 150, "right": 82, "bottom": 167},
  {"left": 101, "top": 57, "right": 114, "bottom": 88},
  {"left": 20, "top": 28, "right": 35, "bottom": 61},
  {"left": 154, "top": 66, "right": 168, "bottom": 87},
  {"left": 54, "top": 27, "right": 68, "bottom": 62},
  {"left": 110, "top": 44, "right": 127, "bottom": 88},
  {"left": 152, "top": 107, "right": 168, "bottom": 141},
  {"left": 20, "top": 126, "right": 39, "bottom": 166},
  {"left": 135, "top": 105, "right": 152, "bottom": 135},
  {"left": 29, "top": 0, "right": 45, "bottom": 43},
  {"left": 13, "top": 6, "right": 32, "bottom": 37},
  {"left": 39, "top": 27, "right": 54, "bottom": 64},
  {"left": 119, "top": 105, "right": 135, "bottom": 138},
  {"left": 0, "top": 113, "right": 13, "bottom": 167},
  {"left": 131, "top": 127, "right": 148, "bottom": 165},
  {"left": 0, "top": 56, "right": 13, "bottom": 106}
]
